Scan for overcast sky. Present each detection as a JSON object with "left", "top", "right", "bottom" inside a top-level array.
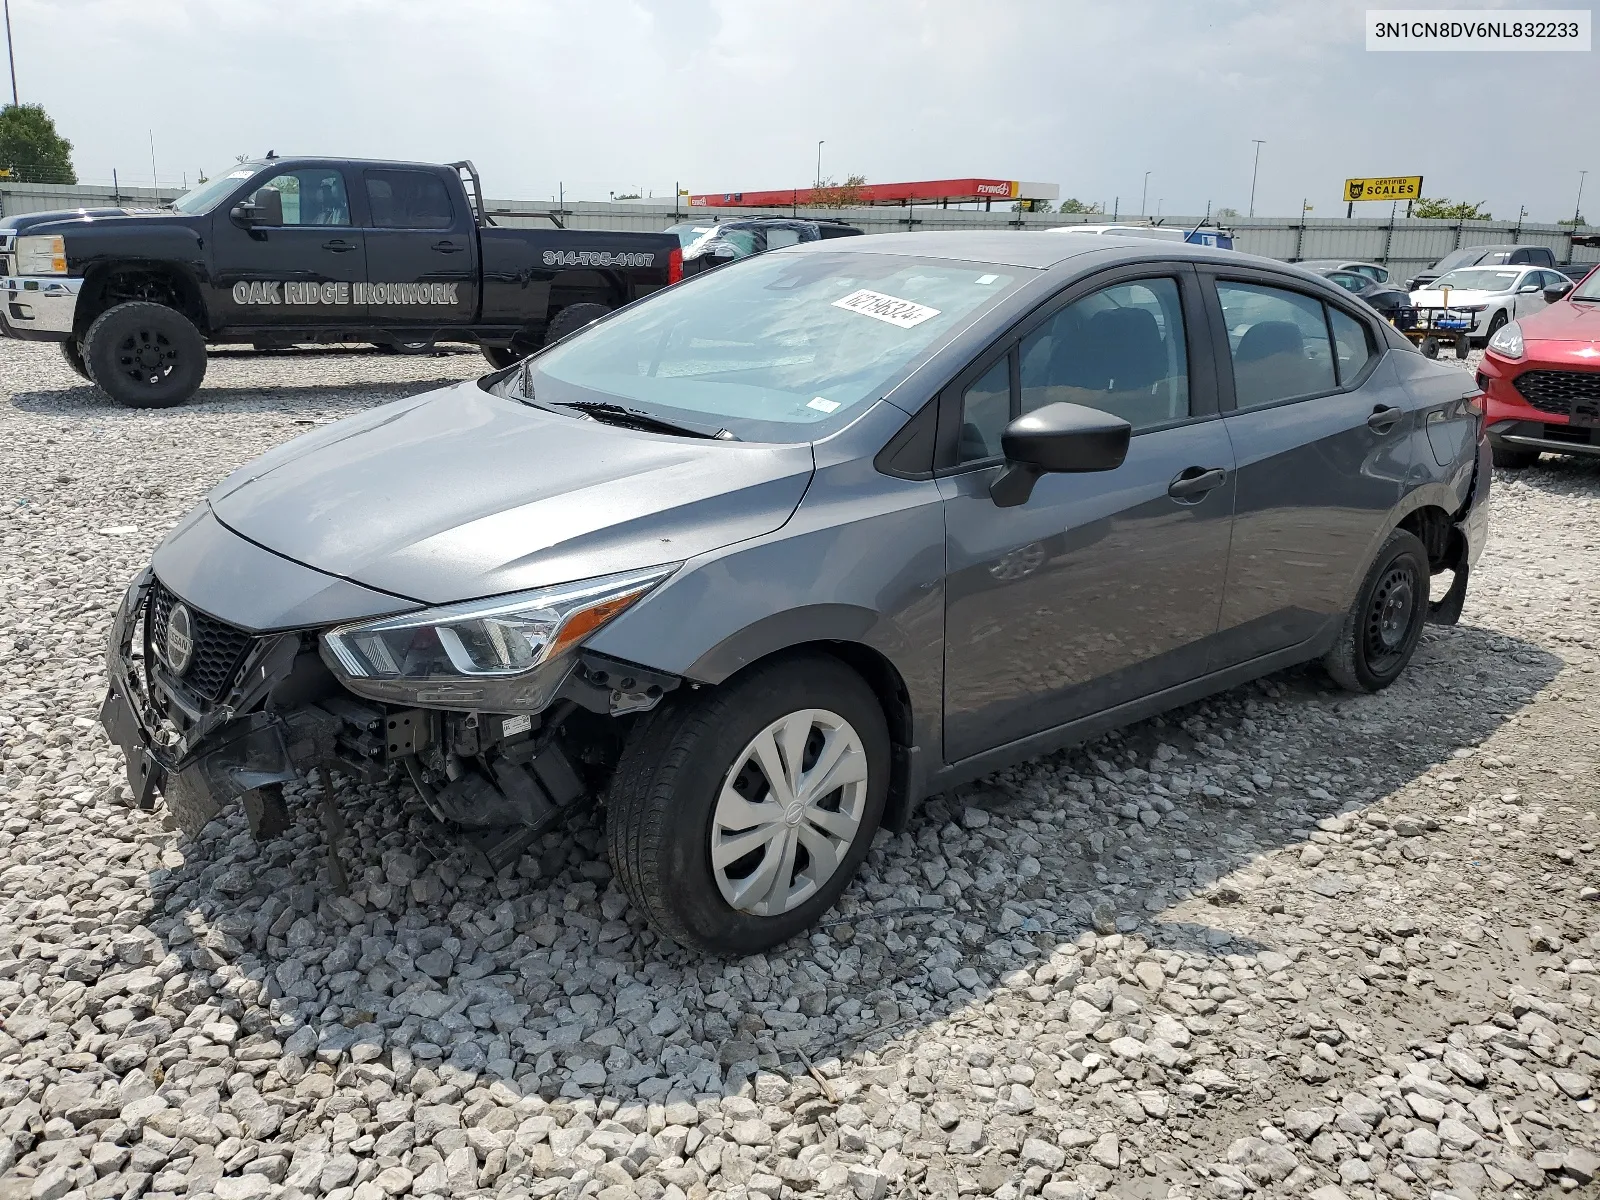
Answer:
[{"left": 7, "top": 0, "right": 1595, "bottom": 221}]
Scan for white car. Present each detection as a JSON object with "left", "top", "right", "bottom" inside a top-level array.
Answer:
[{"left": 1408, "top": 265, "right": 1571, "bottom": 345}]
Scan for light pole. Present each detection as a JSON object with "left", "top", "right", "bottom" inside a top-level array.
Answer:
[
  {"left": 815, "top": 141, "right": 824, "bottom": 189},
  {"left": 1248, "top": 139, "right": 1265, "bottom": 217},
  {"left": 1141, "top": 171, "right": 1150, "bottom": 217},
  {"left": 1576, "top": 170, "right": 1589, "bottom": 227},
  {"left": 4, "top": 0, "right": 18, "bottom": 107}
]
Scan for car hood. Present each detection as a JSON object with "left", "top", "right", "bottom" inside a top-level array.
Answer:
[
  {"left": 1409, "top": 288, "right": 1505, "bottom": 306},
  {"left": 0, "top": 207, "right": 177, "bottom": 235},
  {"left": 207, "top": 379, "right": 816, "bottom": 605},
  {"left": 1521, "top": 300, "right": 1600, "bottom": 344}
]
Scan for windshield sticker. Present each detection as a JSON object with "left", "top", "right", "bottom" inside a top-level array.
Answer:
[
  {"left": 807, "top": 397, "right": 841, "bottom": 414},
  {"left": 832, "top": 288, "right": 942, "bottom": 328},
  {"left": 976, "top": 274, "right": 1000, "bottom": 285}
]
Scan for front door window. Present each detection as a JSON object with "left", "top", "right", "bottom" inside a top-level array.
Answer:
[{"left": 250, "top": 169, "right": 352, "bottom": 226}]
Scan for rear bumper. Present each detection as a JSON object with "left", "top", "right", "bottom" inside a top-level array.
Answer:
[{"left": 0, "top": 275, "right": 81, "bottom": 340}]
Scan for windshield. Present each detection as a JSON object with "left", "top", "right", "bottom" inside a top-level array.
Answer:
[
  {"left": 664, "top": 223, "right": 717, "bottom": 248},
  {"left": 1430, "top": 269, "right": 1519, "bottom": 293},
  {"left": 171, "top": 167, "right": 256, "bottom": 214},
  {"left": 514, "top": 250, "right": 1028, "bottom": 442},
  {"left": 1432, "top": 248, "right": 1491, "bottom": 271},
  {"left": 1573, "top": 269, "right": 1600, "bottom": 301}
]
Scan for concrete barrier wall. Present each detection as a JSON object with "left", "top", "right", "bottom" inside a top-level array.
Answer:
[{"left": 6, "top": 182, "right": 1597, "bottom": 280}]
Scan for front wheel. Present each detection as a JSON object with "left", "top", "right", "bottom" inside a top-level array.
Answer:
[
  {"left": 61, "top": 338, "right": 92, "bottom": 381},
  {"left": 1323, "top": 528, "right": 1430, "bottom": 693},
  {"left": 81, "top": 301, "right": 207, "bottom": 408},
  {"left": 1485, "top": 311, "right": 1508, "bottom": 342},
  {"left": 606, "top": 655, "right": 889, "bottom": 954}
]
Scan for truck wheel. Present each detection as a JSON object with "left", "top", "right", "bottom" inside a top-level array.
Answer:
[
  {"left": 82, "top": 301, "right": 207, "bottom": 408},
  {"left": 480, "top": 345, "right": 522, "bottom": 370},
  {"left": 543, "top": 302, "right": 611, "bottom": 347},
  {"left": 61, "top": 338, "right": 92, "bottom": 381},
  {"left": 606, "top": 654, "right": 889, "bottom": 955},
  {"left": 1322, "top": 529, "right": 1429, "bottom": 693}
]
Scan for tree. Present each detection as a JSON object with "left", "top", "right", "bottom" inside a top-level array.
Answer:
[
  {"left": 1413, "top": 197, "right": 1492, "bottom": 220},
  {"left": 1215, "top": 206, "right": 1241, "bottom": 220},
  {"left": 1558, "top": 215, "right": 1588, "bottom": 228},
  {"left": 1012, "top": 198, "right": 1056, "bottom": 214},
  {"left": 0, "top": 104, "right": 77, "bottom": 184},
  {"left": 807, "top": 174, "right": 867, "bottom": 208},
  {"left": 1058, "top": 198, "right": 1102, "bottom": 214}
]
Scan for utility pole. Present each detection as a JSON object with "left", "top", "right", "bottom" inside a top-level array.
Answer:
[
  {"left": 1141, "top": 171, "right": 1150, "bottom": 217},
  {"left": 1576, "top": 170, "right": 1589, "bottom": 227},
  {"left": 4, "top": 0, "right": 17, "bottom": 106},
  {"left": 815, "top": 141, "right": 824, "bottom": 189},
  {"left": 1248, "top": 139, "right": 1264, "bottom": 217},
  {"left": 148, "top": 130, "right": 157, "bottom": 191}
]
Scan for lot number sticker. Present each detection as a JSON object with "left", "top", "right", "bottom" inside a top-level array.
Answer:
[{"left": 832, "top": 288, "right": 942, "bottom": 328}]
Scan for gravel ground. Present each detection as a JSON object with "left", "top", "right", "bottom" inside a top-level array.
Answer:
[{"left": 2, "top": 341, "right": 1599, "bottom": 1200}]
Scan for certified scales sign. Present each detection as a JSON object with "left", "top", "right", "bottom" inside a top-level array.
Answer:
[{"left": 1344, "top": 176, "right": 1424, "bottom": 202}]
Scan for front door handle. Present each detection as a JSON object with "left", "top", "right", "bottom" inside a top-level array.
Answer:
[
  {"left": 1367, "top": 405, "right": 1402, "bottom": 433},
  {"left": 322, "top": 239, "right": 356, "bottom": 253},
  {"left": 432, "top": 240, "right": 464, "bottom": 253},
  {"left": 1168, "top": 466, "right": 1227, "bottom": 500}
]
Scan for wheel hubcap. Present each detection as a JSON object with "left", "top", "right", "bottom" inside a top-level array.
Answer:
[
  {"left": 710, "top": 708, "right": 869, "bottom": 917},
  {"left": 116, "top": 329, "right": 178, "bottom": 386}
]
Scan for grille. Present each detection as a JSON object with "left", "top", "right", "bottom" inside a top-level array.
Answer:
[
  {"left": 1514, "top": 369, "right": 1600, "bottom": 416},
  {"left": 147, "top": 581, "right": 256, "bottom": 703}
]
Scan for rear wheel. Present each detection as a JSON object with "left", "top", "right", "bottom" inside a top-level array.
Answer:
[
  {"left": 1491, "top": 444, "right": 1539, "bottom": 469},
  {"left": 606, "top": 655, "right": 889, "bottom": 954},
  {"left": 1323, "top": 529, "right": 1429, "bottom": 693},
  {"left": 480, "top": 344, "right": 522, "bottom": 370},
  {"left": 375, "top": 340, "right": 435, "bottom": 355},
  {"left": 543, "top": 302, "right": 611, "bottom": 347},
  {"left": 61, "top": 338, "right": 92, "bottom": 381},
  {"left": 81, "top": 301, "right": 207, "bottom": 408}
]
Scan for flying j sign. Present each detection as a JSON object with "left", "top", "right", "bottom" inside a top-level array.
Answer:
[{"left": 1344, "top": 176, "right": 1424, "bottom": 202}]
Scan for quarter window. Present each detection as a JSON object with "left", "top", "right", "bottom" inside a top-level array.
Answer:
[
  {"left": 1217, "top": 281, "right": 1337, "bottom": 408},
  {"left": 1328, "top": 307, "right": 1374, "bottom": 385},
  {"left": 364, "top": 170, "right": 455, "bottom": 229},
  {"left": 252, "top": 169, "right": 350, "bottom": 226},
  {"left": 958, "top": 357, "right": 1012, "bottom": 463}
]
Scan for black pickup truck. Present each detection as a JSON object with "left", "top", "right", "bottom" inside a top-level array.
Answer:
[{"left": 0, "top": 157, "right": 681, "bottom": 406}]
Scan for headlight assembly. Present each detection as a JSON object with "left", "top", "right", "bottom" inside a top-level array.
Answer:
[
  {"left": 320, "top": 564, "right": 678, "bottom": 712},
  {"left": 15, "top": 235, "right": 67, "bottom": 275},
  {"left": 1487, "top": 320, "right": 1524, "bottom": 360}
]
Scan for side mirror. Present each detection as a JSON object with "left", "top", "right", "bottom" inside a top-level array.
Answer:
[
  {"left": 1518, "top": 282, "right": 1541, "bottom": 294},
  {"left": 990, "top": 402, "right": 1131, "bottom": 508},
  {"left": 1544, "top": 281, "right": 1574, "bottom": 303},
  {"left": 711, "top": 243, "right": 739, "bottom": 259},
  {"left": 231, "top": 186, "right": 283, "bottom": 228}
]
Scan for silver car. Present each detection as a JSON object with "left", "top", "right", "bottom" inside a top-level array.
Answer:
[{"left": 101, "top": 232, "right": 1490, "bottom": 954}]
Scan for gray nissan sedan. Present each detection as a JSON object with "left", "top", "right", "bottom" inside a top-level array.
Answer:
[{"left": 101, "top": 232, "right": 1490, "bottom": 954}]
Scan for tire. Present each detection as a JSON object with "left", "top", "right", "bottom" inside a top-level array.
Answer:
[
  {"left": 480, "top": 344, "right": 522, "bottom": 371},
  {"left": 375, "top": 340, "right": 435, "bottom": 355},
  {"left": 1420, "top": 337, "right": 1440, "bottom": 359},
  {"left": 60, "top": 338, "right": 92, "bottom": 381},
  {"left": 1322, "top": 529, "right": 1430, "bottom": 693},
  {"left": 1454, "top": 336, "right": 1470, "bottom": 359},
  {"left": 1485, "top": 310, "right": 1508, "bottom": 342},
  {"left": 543, "top": 302, "right": 611, "bottom": 347},
  {"left": 81, "top": 301, "right": 207, "bottom": 408},
  {"left": 1491, "top": 444, "right": 1539, "bottom": 469},
  {"left": 606, "top": 654, "right": 890, "bottom": 954}
]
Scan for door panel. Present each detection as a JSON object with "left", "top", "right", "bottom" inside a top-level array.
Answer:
[
  {"left": 209, "top": 166, "right": 368, "bottom": 329},
  {"left": 941, "top": 423, "right": 1236, "bottom": 762},
  {"left": 1209, "top": 274, "right": 1410, "bottom": 661},
  {"left": 360, "top": 168, "right": 479, "bottom": 325}
]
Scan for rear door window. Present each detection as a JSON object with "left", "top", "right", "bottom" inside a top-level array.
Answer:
[
  {"left": 1216, "top": 281, "right": 1337, "bottom": 408},
  {"left": 364, "top": 170, "right": 456, "bottom": 229},
  {"left": 765, "top": 228, "right": 803, "bottom": 249}
]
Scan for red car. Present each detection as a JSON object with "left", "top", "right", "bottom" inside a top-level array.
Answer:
[{"left": 1479, "top": 265, "right": 1600, "bottom": 467}]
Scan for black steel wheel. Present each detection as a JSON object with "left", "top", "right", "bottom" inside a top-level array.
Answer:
[
  {"left": 1323, "top": 528, "right": 1429, "bottom": 692},
  {"left": 60, "top": 337, "right": 92, "bottom": 381},
  {"left": 81, "top": 301, "right": 207, "bottom": 408}
]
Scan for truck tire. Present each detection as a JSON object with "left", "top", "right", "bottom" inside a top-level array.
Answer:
[
  {"left": 480, "top": 345, "right": 523, "bottom": 370},
  {"left": 61, "top": 338, "right": 92, "bottom": 382},
  {"left": 543, "top": 302, "right": 611, "bottom": 347},
  {"left": 82, "top": 301, "right": 207, "bottom": 408},
  {"left": 606, "top": 653, "right": 889, "bottom": 955}
]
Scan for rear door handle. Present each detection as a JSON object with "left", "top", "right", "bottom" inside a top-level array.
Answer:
[
  {"left": 322, "top": 239, "right": 356, "bottom": 253},
  {"left": 432, "top": 240, "right": 464, "bottom": 253},
  {"left": 1168, "top": 466, "right": 1227, "bottom": 500},
  {"left": 1367, "top": 405, "right": 1402, "bottom": 433}
]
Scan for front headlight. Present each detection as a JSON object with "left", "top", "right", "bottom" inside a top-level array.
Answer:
[
  {"left": 320, "top": 564, "right": 677, "bottom": 712},
  {"left": 1487, "top": 320, "right": 1524, "bottom": 360},
  {"left": 15, "top": 235, "right": 67, "bottom": 275}
]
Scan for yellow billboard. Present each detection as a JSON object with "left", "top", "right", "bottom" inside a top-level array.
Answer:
[{"left": 1344, "top": 176, "right": 1423, "bottom": 203}]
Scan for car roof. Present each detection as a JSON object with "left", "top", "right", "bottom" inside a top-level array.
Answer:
[
  {"left": 797, "top": 230, "right": 1268, "bottom": 271},
  {"left": 1299, "top": 259, "right": 1378, "bottom": 269}
]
